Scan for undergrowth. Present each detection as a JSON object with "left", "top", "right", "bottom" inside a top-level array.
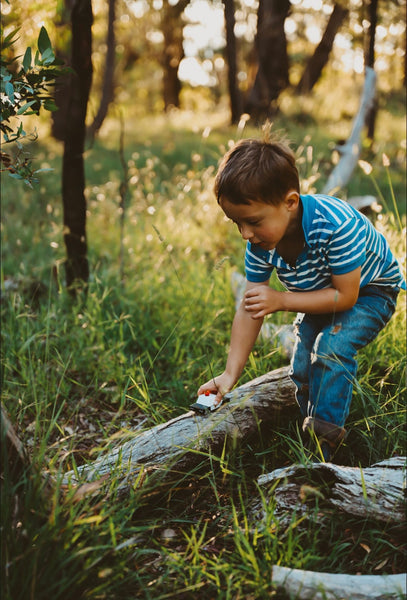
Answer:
[{"left": 1, "top": 106, "right": 406, "bottom": 599}]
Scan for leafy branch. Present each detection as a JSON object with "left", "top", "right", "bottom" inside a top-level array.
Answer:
[{"left": 1, "top": 25, "right": 70, "bottom": 186}]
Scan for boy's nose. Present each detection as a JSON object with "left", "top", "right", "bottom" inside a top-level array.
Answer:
[{"left": 240, "top": 224, "right": 253, "bottom": 240}]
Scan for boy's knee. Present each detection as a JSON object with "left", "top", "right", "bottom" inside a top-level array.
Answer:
[{"left": 312, "top": 324, "right": 356, "bottom": 362}]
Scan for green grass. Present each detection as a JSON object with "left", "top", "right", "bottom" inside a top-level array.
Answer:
[{"left": 1, "top": 90, "right": 406, "bottom": 599}]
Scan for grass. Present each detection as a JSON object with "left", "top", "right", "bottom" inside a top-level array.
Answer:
[{"left": 1, "top": 84, "right": 406, "bottom": 598}]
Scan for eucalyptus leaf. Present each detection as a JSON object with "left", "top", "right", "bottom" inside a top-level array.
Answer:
[
  {"left": 38, "top": 26, "right": 52, "bottom": 56},
  {"left": 22, "top": 47, "right": 32, "bottom": 72},
  {"left": 5, "top": 81, "right": 14, "bottom": 102},
  {"left": 17, "top": 101, "right": 37, "bottom": 115}
]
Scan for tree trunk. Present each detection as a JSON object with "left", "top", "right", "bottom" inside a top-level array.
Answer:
[
  {"left": 161, "top": 0, "right": 189, "bottom": 111},
  {"left": 51, "top": 0, "right": 74, "bottom": 141},
  {"left": 62, "top": 0, "right": 93, "bottom": 290},
  {"left": 87, "top": 0, "right": 116, "bottom": 142},
  {"left": 223, "top": 0, "right": 242, "bottom": 124},
  {"left": 364, "top": 0, "right": 378, "bottom": 141},
  {"left": 296, "top": 3, "right": 349, "bottom": 94},
  {"left": 245, "top": 0, "right": 290, "bottom": 121},
  {"left": 62, "top": 367, "right": 297, "bottom": 489}
]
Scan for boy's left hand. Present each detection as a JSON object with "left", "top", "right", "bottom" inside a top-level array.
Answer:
[{"left": 244, "top": 286, "right": 282, "bottom": 319}]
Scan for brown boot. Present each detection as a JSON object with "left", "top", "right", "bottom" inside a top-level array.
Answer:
[{"left": 303, "top": 417, "right": 346, "bottom": 461}]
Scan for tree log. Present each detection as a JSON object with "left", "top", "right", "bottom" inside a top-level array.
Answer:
[
  {"left": 62, "top": 367, "right": 296, "bottom": 488},
  {"left": 254, "top": 457, "right": 406, "bottom": 527},
  {"left": 323, "top": 67, "right": 376, "bottom": 195},
  {"left": 271, "top": 565, "right": 406, "bottom": 600}
]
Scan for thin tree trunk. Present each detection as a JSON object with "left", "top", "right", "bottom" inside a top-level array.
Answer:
[
  {"left": 364, "top": 0, "right": 378, "bottom": 140},
  {"left": 62, "top": 0, "right": 93, "bottom": 290},
  {"left": 296, "top": 3, "right": 349, "bottom": 94},
  {"left": 223, "top": 0, "right": 242, "bottom": 124},
  {"left": 161, "top": 0, "right": 189, "bottom": 110},
  {"left": 51, "top": 0, "right": 74, "bottom": 141},
  {"left": 87, "top": 0, "right": 116, "bottom": 142}
]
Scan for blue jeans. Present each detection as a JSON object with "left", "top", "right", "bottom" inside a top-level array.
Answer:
[{"left": 289, "top": 286, "right": 399, "bottom": 428}]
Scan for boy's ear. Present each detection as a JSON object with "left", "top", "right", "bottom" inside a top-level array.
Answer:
[{"left": 284, "top": 190, "right": 300, "bottom": 210}]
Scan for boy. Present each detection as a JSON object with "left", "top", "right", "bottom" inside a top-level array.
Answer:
[{"left": 198, "top": 136, "right": 405, "bottom": 461}]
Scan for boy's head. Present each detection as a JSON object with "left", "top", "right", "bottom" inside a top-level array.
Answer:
[{"left": 214, "top": 137, "right": 299, "bottom": 206}]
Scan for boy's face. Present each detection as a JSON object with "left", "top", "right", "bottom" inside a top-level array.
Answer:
[{"left": 219, "top": 193, "right": 300, "bottom": 251}]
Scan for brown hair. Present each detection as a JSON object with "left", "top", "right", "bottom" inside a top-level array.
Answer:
[{"left": 214, "top": 136, "right": 299, "bottom": 206}]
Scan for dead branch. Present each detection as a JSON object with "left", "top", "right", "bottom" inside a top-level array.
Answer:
[
  {"left": 323, "top": 67, "right": 377, "bottom": 195},
  {"left": 271, "top": 565, "right": 406, "bottom": 600},
  {"left": 254, "top": 457, "right": 406, "bottom": 528}
]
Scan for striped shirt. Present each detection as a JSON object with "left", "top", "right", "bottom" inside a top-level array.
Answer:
[{"left": 245, "top": 194, "right": 405, "bottom": 292}]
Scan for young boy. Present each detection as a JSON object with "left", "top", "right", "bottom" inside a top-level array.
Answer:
[{"left": 198, "top": 136, "right": 405, "bottom": 461}]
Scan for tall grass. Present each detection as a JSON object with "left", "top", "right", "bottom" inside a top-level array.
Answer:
[{"left": 1, "top": 104, "right": 406, "bottom": 599}]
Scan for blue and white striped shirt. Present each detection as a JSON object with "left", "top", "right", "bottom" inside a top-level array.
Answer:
[{"left": 245, "top": 194, "right": 405, "bottom": 292}]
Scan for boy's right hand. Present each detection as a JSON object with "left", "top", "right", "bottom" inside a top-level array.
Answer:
[{"left": 197, "top": 372, "right": 236, "bottom": 406}]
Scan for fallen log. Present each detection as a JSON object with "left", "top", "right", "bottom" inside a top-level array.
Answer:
[
  {"left": 271, "top": 565, "right": 406, "bottom": 600},
  {"left": 63, "top": 366, "right": 297, "bottom": 488},
  {"left": 253, "top": 457, "right": 406, "bottom": 528}
]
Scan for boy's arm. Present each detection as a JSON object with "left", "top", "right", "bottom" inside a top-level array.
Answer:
[
  {"left": 245, "top": 267, "right": 361, "bottom": 318},
  {"left": 198, "top": 279, "right": 268, "bottom": 401}
]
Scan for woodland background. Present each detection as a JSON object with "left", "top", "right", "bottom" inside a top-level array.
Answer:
[{"left": 1, "top": 0, "right": 406, "bottom": 598}]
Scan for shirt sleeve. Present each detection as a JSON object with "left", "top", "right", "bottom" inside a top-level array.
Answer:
[
  {"left": 326, "top": 217, "right": 366, "bottom": 275},
  {"left": 244, "top": 242, "right": 273, "bottom": 282}
]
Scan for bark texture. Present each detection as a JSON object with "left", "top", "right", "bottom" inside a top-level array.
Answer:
[
  {"left": 254, "top": 456, "right": 406, "bottom": 528},
  {"left": 62, "top": 0, "right": 93, "bottom": 289},
  {"left": 272, "top": 565, "right": 406, "bottom": 600}
]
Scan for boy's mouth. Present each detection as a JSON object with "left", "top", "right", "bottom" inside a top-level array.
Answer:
[{"left": 253, "top": 241, "right": 272, "bottom": 250}]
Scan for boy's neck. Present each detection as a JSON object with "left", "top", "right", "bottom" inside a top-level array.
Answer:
[{"left": 276, "top": 202, "right": 304, "bottom": 266}]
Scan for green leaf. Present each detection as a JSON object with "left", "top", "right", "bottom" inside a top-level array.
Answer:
[
  {"left": 40, "top": 47, "right": 56, "bottom": 65},
  {"left": 1, "top": 28, "right": 20, "bottom": 50},
  {"left": 43, "top": 99, "right": 58, "bottom": 112},
  {"left": 5, "top": 81, "right": 14, "bottom": 102},
  {"left": 38, "top": 27, "right": 52, "bottom": 56},
  {"left": 17, "top": 101, "right": 37, "bottom": 115},
  {"left": 22, "top": 47, "right": 32, "bottom": 72}
]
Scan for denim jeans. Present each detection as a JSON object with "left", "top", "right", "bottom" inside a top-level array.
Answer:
[{"left": 289, "top": 286, "right": 399, "bottom": 428}]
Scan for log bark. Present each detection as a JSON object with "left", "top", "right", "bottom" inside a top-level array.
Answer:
[
  {"left": 63, "top": 367, "right": 297, "bottom": 488},
  {"left": 271, "top": 565, "right": 406, "bottom": 600},
  {"left": 254, "top": 457, "right": 406, "bottom": 528},
  {"left": 322, "top": 67, "right": 376, "bottom": 195}
]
